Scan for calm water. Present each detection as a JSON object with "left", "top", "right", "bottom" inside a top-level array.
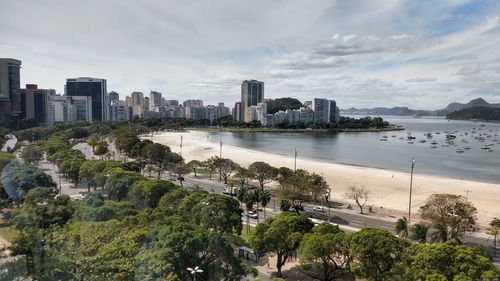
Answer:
[{"left": 208, "top": 116, "right": 500, "bottom": 184}]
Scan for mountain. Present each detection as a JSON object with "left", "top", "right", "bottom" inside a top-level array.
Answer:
[
  {"left": 341, "top": 98, "right": 500, "bottom": 117},
  {"left": 447, "top": 106, "right": 500, "bottom": 121}
]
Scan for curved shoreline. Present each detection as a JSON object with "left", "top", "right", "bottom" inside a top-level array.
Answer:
[{"left": 151, "top": 130, "right": 500, "bottom": 227}]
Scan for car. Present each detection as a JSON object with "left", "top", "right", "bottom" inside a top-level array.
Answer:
[
  {"left": 246, "top": 212, "right": 258, "bottom": 219},
  {"left": 313, "top": 206, "right": 325, "bottom": 212}
]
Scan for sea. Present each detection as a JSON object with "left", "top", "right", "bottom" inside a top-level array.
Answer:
[{"left": 208, "top": 116, "right": 500, "bottom": 184}]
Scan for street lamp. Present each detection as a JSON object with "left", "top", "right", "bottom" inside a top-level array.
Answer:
[
  {"left": 294, "top": 147, "right": 297, "bottom": 171},
  {"left": 187, "top": 266, "right": 203, "bottom": 281},
  {"left": 180, "top": 135, "right": 183, "bottom": 157},
  {"left": 408, "top": 158, "right": 416, "bottom": 224},
  {"left": 464, "top": 190, "right": 472, "bottom": 200}
]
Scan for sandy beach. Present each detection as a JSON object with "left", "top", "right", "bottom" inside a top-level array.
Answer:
[{"left": 152, "top": 130, "right": 500, "bottom": 227}]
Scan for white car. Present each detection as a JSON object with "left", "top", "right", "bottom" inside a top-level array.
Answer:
[
  {"left": 313, "top": 206, "right": 325, "bottom": 212},
  {"left": 247, "top": 211, "right": 258, "bottom": 219}
]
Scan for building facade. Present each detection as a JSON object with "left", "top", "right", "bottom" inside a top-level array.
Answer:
[
  {"left": 20, "top": 84, "right": 54, "bottom": 126},
  {"left": 0, "top": 58, "right": 22, "bottom": 126},
  {"left": 149, "top": 91, "right": 162, "bottom": 108},
  {"left": 65, "top": 77, "right": 107, "bottom": 121},
  {"left": 241, "top": 80, "right": 264, "bottom": 122}
]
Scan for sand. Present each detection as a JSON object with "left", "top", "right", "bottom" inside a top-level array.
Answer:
[{"left": 151, "top": 130, "right": 500, "bottom": 227}]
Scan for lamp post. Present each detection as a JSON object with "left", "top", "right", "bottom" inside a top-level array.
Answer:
[
  {"left": 219, "top": 140, "right": 223, "bottom": 181},
  {"left": 408, "top": 158, "right": 416, "bottom": 224},
  {"left": 464, "top": 190, "right": 472, "bottom": 200},
  {"left": 187, "top": 266, "right": 203, "bottom": 281},
  {"left": 294, "top": 147, "right": 297, "bottom": 171},
  {"left": 180, "top": 135, "right": 183, "bottom": 157}
]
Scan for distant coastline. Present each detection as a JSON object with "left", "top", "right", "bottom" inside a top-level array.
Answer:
[{"left": 190, "top": 125, "right": 404, "bottom": 133}]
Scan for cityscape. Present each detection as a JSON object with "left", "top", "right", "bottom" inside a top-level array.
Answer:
[
  {"left": 1, "top": 58, "right": 340, "bottom": 129},
  {"left": 1, "top": 1, "right": 500, "bottom": 281}
]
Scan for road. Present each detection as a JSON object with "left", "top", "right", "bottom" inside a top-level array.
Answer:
[{"left": 67, "top": 141, "right": 500, "bottom": 259}]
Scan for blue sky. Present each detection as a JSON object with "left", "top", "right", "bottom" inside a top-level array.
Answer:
[{"left": 1, "top": 0, "right": 500, "bottom": 109}]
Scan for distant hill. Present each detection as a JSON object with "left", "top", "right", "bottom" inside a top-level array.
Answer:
[
  {"left": 447, "top": 106, "right": 500, "bottom": 122},
  {"left": 341, "top": 98, "right": 500, "bottom": 117}
]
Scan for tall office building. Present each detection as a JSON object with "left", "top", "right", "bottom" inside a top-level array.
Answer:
[
  {"left": 183, "top": 99, "right": 203, "bottom": 108},
  {"left": 20, "top": 84, "right": 54, "bottom": 126},
  {"left": 0, "top": 58, "right": 22, "bottom": 126},
  {"left": 69, "top": 96, "right": 93, "bottom": 122},
  {"left": 65, "top": 77, "right": 107, "bottom": 121},
  {"left": 149, "top": 91, "right": 162, "bottom": 108},
  {"left": 241, "top": 80, "right": 264, "bottom": 122},
  {"left": 48, "top": 95, "right": 71, "bottom": 125}
]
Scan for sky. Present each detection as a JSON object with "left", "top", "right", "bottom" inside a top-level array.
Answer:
[{"left": 1, "top": 0, "right": 500, "bottom": 109}]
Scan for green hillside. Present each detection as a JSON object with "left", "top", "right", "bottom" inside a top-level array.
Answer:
[{"left": 447, "top": 106, "right": 500, "bottom": 122}]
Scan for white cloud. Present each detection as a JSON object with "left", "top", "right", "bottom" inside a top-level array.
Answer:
[{"left": 406, "top": 77, "right": 437, "bottom": 82}]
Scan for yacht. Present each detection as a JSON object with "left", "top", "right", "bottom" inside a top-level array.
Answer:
[{"left": 456, "top": 149, "right": 465, "bottom": 153}]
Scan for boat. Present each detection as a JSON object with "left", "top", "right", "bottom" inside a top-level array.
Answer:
[
  {"left": 446, "top": 134, "right": 457, "bottom": 140},
  {"left": 431, "top": 141, "right": 438, "bottom": 145},
  {"left": 408, "top": 141, "right": 415, "bottom": 144},
  {"left": 441, "top": 144, "right": 449, "bottom": 147},
  {"left": 456, "top": 149, "right": 465, "bottom": 153},
  {"left": 380, "top": 138, "right": 388, "bottom": 141},
  {"left": 419, "top": 140, "right": 426, "bottom": 143},
  {"left": 430, "top": 145, "right": 438, "bottom": 149},
  {"left": 480, "top": 145, "right": 489, "bottom": 150},
  {"left": 407, "top": 136, "right": 416, "bottom": 140},
  {"left": 464, "top": 147, "right": 471, "bottom": 150},
  {"left": 425, "top": 132, "right": 433, "bottom": 138},
  {"left": 489, "top": 149, "right": 494, "bottom": 152}
]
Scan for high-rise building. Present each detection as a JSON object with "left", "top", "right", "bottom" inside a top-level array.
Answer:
[
  {"left": 20, "top": 84, "right": 54, "bottom": 126},
  {"left": 144, "top": 97, "right": 150, "bottom": 111},
  {"left": 131, "top": 92, "right": 144, "bottom": 107},
  {"left": 69, "top": 96, "right": 93, "bottom": 122},
  {"left": 48, "top": 95, "right": 71, "bottom": 125},
  {"left": 241, "top": 80, "right": 264, "bottom": 122},
  {"left": 65, "top": 77, "right": 107, "bottom": 121},
  {"left": 233, "top": 102, "right": 242, "bottom": 121},
  {"left": 165, "top": 100, "right": 179, "bottom": 107},
  {"left": 0, "top": 58, "right": 22, "bottom": 126},
  {"left": 110, "top": 100, "right": 129, "bottom": 121},
  {"left": 149, "top": 91, "right": 162, "bottom": 108},
  {"left": 108, "top": 91, "right": 120, "bottom": 101},
  {"left": 312, "top": 98, "right": 339, "bottom": 124},
  {"left": 183, "top": 99, "right": 203, "bottom": 108}
]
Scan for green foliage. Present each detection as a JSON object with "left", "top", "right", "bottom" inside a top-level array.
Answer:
[
  {"left": 215, "top": 158, "right": 239, "bottom": 184},
  {"left": 248, "top": 161, "right": 277, "bottom": 190},
  {"left": 105, "top": 168, "right": 144, "bottom": 201},
  {"left": 337, "top": 116, "right": 390, "bottom": 130},
  {"left": 75, "top": 200, "right": 138, "bottom": 222},
  {"left": 420, "top": 194, "right": 478, "bottom": 242},
  {"left": 349, "top": 228, "right": 409, "bottom": 281},
  {"left": 390, "top": 242, "right": 500, "bottom": 280},
  {"left": 128, "top": 179, "right": 176, "bottom": 209},
  {"left": 410, "top": 223, "right": 430, "bottom": 243},
  {"left": 249, "top": 213, "right": 314, "bottom": 276},
  {"left": 7, "top": 162, "right": 56, "bottom": 198},
  {"left": 20, "top": 144, "right": 43, "bottom": 164},
  {"left": 94, "top": 140, "right": 109, "bottom": 158},
  {"left": 298, "top": 223, "right": 351, "bottom": 281},
  {"left": 447, "top": 106, "right": 500, "bottom": 121},
  {"left": 278, "top": 169, "right": 329, "bottom": 212},
  {"left": 265, "top": 97, "right": 304, "bottom": 114},
  {"left": 192, "top": 193, "right": 243, "bottom": 235}
]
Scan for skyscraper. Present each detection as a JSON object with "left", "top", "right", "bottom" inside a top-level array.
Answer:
[
  {"left": 20, "top": 84, "right": 54, "bottom": 126},
  {"left": 149, "top": 91, "right": 162, "bottom": 108},
  {"left": 0, "top": 58, "right": 22, "bottom": 126},
  {"left": 233, "top": 102, "right": 242, "bottom": 121},
  {"left": 65, "top": 77, "right": 107, "bottom": 121},
  {"left": 241, "top": 80, "right": 264, "bottom": 122},
  {"left": 312, "top": 98, "right": 340, "bottom": 125},
  {"left": 108, "top": 91, "right": 120, "bottom": 101}
]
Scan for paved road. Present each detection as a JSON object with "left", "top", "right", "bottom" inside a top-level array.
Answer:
[{"left": 71, "top": 142, "right": 499, "bottom": 257}]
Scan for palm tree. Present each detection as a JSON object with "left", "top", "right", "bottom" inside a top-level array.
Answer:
[
  {"left": 488, "top": 226, "right": 499, "bottom": 257},
  {"left": 145, "top": 165, "right": 156, "bottom": 178},
  {"left": 410, "top": 223, "right": 430, "bottom": 243},
  {"left": 260, "top": 190, "right": 271, "bottom": 219},
  {"left": 395, "top": 217, "right": 409, "bottom": 238}
]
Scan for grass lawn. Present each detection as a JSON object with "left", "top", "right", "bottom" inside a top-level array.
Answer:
[
  {"left": 194, "top": 167, "right": 215, "bottom": 177},
  {"left": 0, "top": 225, "right": 20, "bottom": 243}
]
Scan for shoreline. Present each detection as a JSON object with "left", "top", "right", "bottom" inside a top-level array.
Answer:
[
  {"left": 188, "top": 126, "right": 404, "bottom": 133},
  {"left": 150, "top": 130, "right": 500, "bottom": 227}
]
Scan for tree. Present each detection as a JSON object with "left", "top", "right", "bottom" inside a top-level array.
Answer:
[
  {"left": 173, "top": 163, "right": 190, "bottom": 187},
  {"left": 278, "top": 170, "right": 329, "bottom": 214},
  {"left": 104, "top": 169, "right": 143, "bottom": 201},
  {"left": 344, "top": 185, "right": 370, "bottom": 214},
  {"left": 395, "top": 217, "right": 409, "bottom": 238},
  {"left": 249, "top": 213, "right": 314, "bottom": 277},
  {"left": 276, "top": 166, "right": 294, "bottom": 184},
  {"left": 94, "top": 141, "right": 109, "bottom": 159},
  {"left": 203, "top": 156, "right": 218, "bottom": 180},
  {"left": 419, "top": 194, "right": 478, "bottom": 242},
  {"left": 298, "top": 223, "right": 351, "bottom": 281},
  {"left": 234, "top": 167, "right": 251, "bottom": 188},
  {"left": 128, "top": 179, "right": 175, "bottom": 209},
  {"left": 186, "top": 160, "right": 203, "bottom": 177},
  {"left": 349, "top": 228, "right": 408, "bottom": 281},
  {"left": 260, "top": 190, "right": 271, "bottom": 219},
  {"left": 193, "top": 193, "right": 243, "bottom": 235},
  {"left": 248, "top": 161, "right": 277, "bottom": 190},
  {"left": 488, "top": 226, "right": 499, "bottom": 257},
  {"left": 86, "top": 134, "right": 99, "bottom": 153},
  {"left": 144, "top": 142, "right": 170, "bottom": 167},
  {"left": 390, "top": 242, "right": 500, "bottom": 280},
  {"left": 216, "top": 158, "right": 239, "bottom": 184},
  {"left": 21, "top": 145, "right": 43, "bottom": 164},
  {"left": 410, "top": 223, "right": 429, "bottom": 243},
  {"left": 7, "top": 162, "right": 56, "bottom": 198}
]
